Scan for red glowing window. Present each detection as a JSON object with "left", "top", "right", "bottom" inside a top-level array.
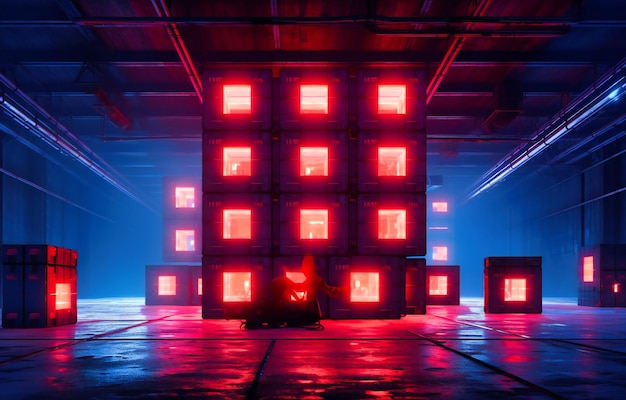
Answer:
[
  {"left": 583, "top": 256, "right": 594, "bottom": 283},
  {"left": 429, "top": 275, "right": 448, "bottom": 296},
  {"left": 378, "top": 147, "right": 406, "bottom": 176},
  {"left": 223, "top": 272, "right": 251, "bottom": 302},
  {"left": 432, "top": 246, "right": 448, "bottom": 261},
  {"left": 350, "top": 272, "right": 380, "bottom": 302},
  {"left": 300, "top": 147, "right": 328, "bottom": 176},
  {"left": 504, "top": 278, "right": 527, "bottom": 301},
  {"left": 223, "top": 209, "right": 252, "bottom": 239},
  {"left": 198, "top": 278, "right": 203, "bottom": 296},
  {"left": 175, "top": 230, "right": 195, "bottom": 251},
  {"left": 158, "top": 276, "right": 176, "bottom": 296},
  {"left": 614, "top": 283, "right": 620, "bottom": 293},
  {"left": 300, "top": 209, "right": 328, "bottom": 239},
  {"left": 300, "top": 84, "right": 329, "bottom": 114},
  {"left": 223, "top": 85, "right": 251, "bottom": 114},
  {"left": 223, "top": 147, "right": 251, "bottom": 176},
  {"left": 378, "top": 85, "right": 406, "bottom": 114},
  {"left": 378, "top": 209, "right": 406, "bottom": 239},
  {"left": 56, "top": 283, "right": 71, "bottom": 310},
  {"left": 286, "top": 271, "right": 307, "bottom": 301},
  {"left": 175, "top": 187, "right": 195, "bottom": 208},
  {"left": 432, "top": 201, "right": 448, "bottom": 213}
]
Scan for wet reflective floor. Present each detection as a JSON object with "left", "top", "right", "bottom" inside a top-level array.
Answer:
[{"left": 1, "top": 298, "right": 626, "bottom": 399}]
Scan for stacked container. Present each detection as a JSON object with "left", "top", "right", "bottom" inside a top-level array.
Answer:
[
  {"left": 162, "top": 177, "right": 201, "bottom": 263},
  {"left": 578, "top": 244, "right": 626, "bottom": 307}
]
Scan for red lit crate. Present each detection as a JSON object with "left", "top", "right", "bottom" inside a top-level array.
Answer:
[
  {"left": 145, "top": 265, "right": 197, "bottom": 306},
  {"left": 357, "top": 69, "right": 426, "bottom": 131},
  {"left": 278, "top": 69, "right": 349, "bottom": 130},
  {"left": 2, "top": 263, "right": 25, "bottom": 328},
  {"left": 162, "top": 220, "right": 202, "bottom": 262},
  {"left": 578, "top": 270, "right": 626, "bottom": 307},
  {"left": 3, "top": 244, "right": 24, "bottom": 264},
  {"left": 202, "top": 193, "right": 272, "bottom": 255},
  {"left": 23, "top": 264, "right": 78, "bottom": 328},
  {"left": 278, "top": 194, "right": 349, "bottom": 255},
  {"left": 54, "top": 265, "right": 78, "bottom": 326},
  {"left": 426, "top": 265, "right": 460, "bottom": 306},
  {"left": 273, "top": 255, "right": 330, "bottom": 318},
  {"left": 278, "top": 131, "right": 349, "bottom": 193},
  {"left": 202, "top": 256, "right": 272, "bottom": 319},
  {"left": 191, "top": 265, "right": 203, "bottom": 306},
  {"left": 202, "top": 131, "right": 272, "bottom": 193},
  {"left": 25, "top": 245, "right": 58, "bottom": 265},
  {"left": 202, "top": 69, "right": 272, "bottom": 131},
  {"left": 355, "top": 131, "right": 426, "bottom": 193},
  {"left": 356, "top": 193, "right": 426, "bottom": 256},
  {"left": 328, "top": 256, "right": 406, "bottom": 319},
  {"left": 162, "top": 177, "right": 201, "bottom": 218},
  {"left": 405, "top": 257, "right": 426, "bottom": 314},
  {"left": 484, "top": 257, "right": 542, "bottom": 314}
]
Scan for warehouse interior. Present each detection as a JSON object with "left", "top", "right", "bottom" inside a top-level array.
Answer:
[{"left": 1, "top": 0, "right": 626, "bottom": 398}]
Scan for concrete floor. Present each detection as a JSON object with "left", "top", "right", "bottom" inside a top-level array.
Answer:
[{"left": 1, "top": 298, "right": 625, "bottom": 399}]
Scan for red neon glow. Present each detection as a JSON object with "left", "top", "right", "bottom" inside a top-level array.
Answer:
[
  {"left": 223, "top": 85, "right": 251, "bottom": 114},
  {"left": 300, "top": 209, "right": 328, "bottom": 239},
  {"left": 223, "top": 209, "right": 252, "bottom": 239},
  {"left": 175, "top": 230, "right": 195, "bottom": 251},
  {"left": 286, "top": 271, "right": 307, "bottom": 301},
  {"left": 56, "top": 283, "right": 71, "bottom": 310},
  {"left": 378, "top": 85, "right": 406, "bottom": 114},
  {"left": 378, "top": 147, "right": 406, "bottom": 176},
  {"left": 614, "top": 283, "right": 620, "bottom": 293},
  {"left": 432, "top": 246, "right": 448, "bottom": 261},
  {"left": 223, "top": 272, "right": 251, "bottom": 302},
  {"left": 378, "top": 209, "right": 406, "bottom": 239},
  {"left": 198, "top": 278, "right": 203, "bottom": 296},
  {"left": 300, "top": 85, "right": 329, "bottom": 114},
  {"left": 583, "top": 256, "right": 594, "bottom": 283},
  {"left": 158, "top": 276, "right": 176, "bottom": 296},
  {"left": 429, "top": 275, "right": 448, "bottom": 296},
  {"left": 300, "top": 147, "right": 329, "bottom": 176},
  {"left": 223, "top": 147, "right": 251, "bottom": 176},
  {"left": 504, "top": 278, "right": 527, "bottom": 301},
  {"left": 175, "top": 187, "right": 195, "bottom": 208},
  {"left": 350, "top": 272, "right": 380, "bottom": 302},
  {"left": 432, "top": 201, "right": 448, "bottom": 213}
]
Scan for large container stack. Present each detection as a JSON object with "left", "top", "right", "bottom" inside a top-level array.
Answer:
[
  {"left": 162, "top": 177, "right": 201, "bottom": 263},
  {"left": 578, "top": 244, "right": 626, "bottom": 307},
  {"left": 2, "top": 244, "right": 78, "bottom": 328},
  {"left": 202, "top": 68, "right": 427, "bottom": 319}
]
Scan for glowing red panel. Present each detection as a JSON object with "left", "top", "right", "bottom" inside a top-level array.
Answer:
[
  {"left": 614, "top": 283, "right": 620, "bottom": 293},
  {"left": 223, "top": 209, "right": 251, "bottom": 239},
  {"left": 300, "top": 209, "right": 328, "bottom": 239},
  {"left": 175, "top": 187, "right": 195, "bottom": 208},
  {"left": 300, "top": 147, "right": 328, "bottom": 176},
  {"left": 378, "top": 85, "right": 406, "bottom": 114},
  {"left": 286, "top": 271, "right": 307, "bottom": 301},
  {"left": 432, "top": 201, "right": 448, "bottom": 213},
  {"left": 300, "top": 84, "right": 328, "bottom": 114},
  {"left": 429, "top": 275, "right": 448, "bottom": 296},
  {"left": 378, "top": 209, "right": 406, "bottom": 239},
  {"left": 583, "top": 256, "right": 594, "bottom": 283},
  {"left": 158, "top": 276, "right": 176, "bottom": 296},
  {"left": 378, "top": 147, "right": 406, "bottom": 176},
  {"left": 198, "top": 278, "right": 203, "bottom": 296},
  {"left": 56, "top": 283, "right": 71, "bottom": 310},
  {"left": 504, "top": 278, "right": 527, "bottom": 301},
  {"left": 432, "top": 246, "right": 448, "bottom": 261},
  {"left": 223, "top": 272, "right": 251, "bottom": 302},
  {"left": 223, "top": 147, "right": 251, "bottom": 176},
  {"left": 350, "top": 272, "right": 380, "bottom": 302},
  {"left": 223, "top": 85, "right": 251, "bottom": 114},
  {"left": 175, "top": 230, "right": 195, "bottom": 251}
]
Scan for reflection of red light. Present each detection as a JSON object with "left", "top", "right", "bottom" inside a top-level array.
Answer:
[
  {"left": 158, "top": 276, "right": 176, "bottom": 296},
  {"left": 223, "top": 272, "right": 251, "bottom": 302},
  {"left": 432, "top": 201, "right": 448, "bottom": 213},
  {"left": 175, "top": 187, "right": 195, "bottom": 208},
  {"left": 378, "top": 209, "right": 406, "bottom": 239},
  {"left": 175, "top": 230, "right": 195, "bottom": 251},
  {"left": 300, "top": 85, "right": 328, "bottom": 114},
  {"left": 300, "top": 147, "right": 328, "bottom": 176},
  {"left": 223, "top": 147, "right": 251, "bottom": 176},
  {"left": 286, "top": 271, "right": 307, "bottom": 301},
  {"left": 350, "top": 272, "right": 380, "bottom": 302},
  {"left": 300, "top": 209, "right": 328, "bottom": 239},
  {"left": 198, "top": 278, "right": 203, "bottom": 296},
  {"left": 223, "top": 85, "right": 251, "bottom": 114},
  {"left": 504, "top": 278, "right": 526, "bottom": 301},
  {"left": 223, "top": 209, "right": 252, "bottom": 239},
  {"left": 583, "top": 256, "right": 594, "bottom": 283},
  {"left": 429, "top": 275, "right": 448, "bottom": 295},
  {"left": 378, "top": 147, "right": 406, "bottom": 176},
  {"left": 432, "top": 246, "right": 448, "bottom": 261},
  {"left": 56, "top": 283, "right": 71, "bottom": 310},
  {"left": 378, "top": 85, "right": 406, "bottom": 114}
]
